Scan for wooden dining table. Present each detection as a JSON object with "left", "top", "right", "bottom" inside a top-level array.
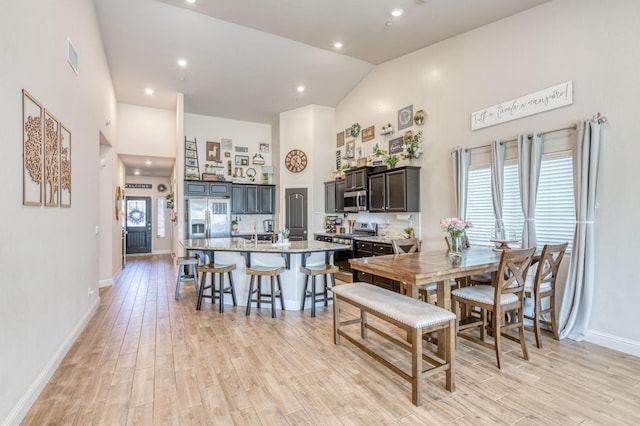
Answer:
[{"left": 349, "top": 246, "right": 503, "bottom": 356}]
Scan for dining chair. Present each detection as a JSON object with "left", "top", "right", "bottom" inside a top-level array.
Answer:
[
  {"left": 451, "top": 247, "right": 535, "bottom": 369},
  {"left": 524, "top": 242, "right": 568, "bottom": 348}
]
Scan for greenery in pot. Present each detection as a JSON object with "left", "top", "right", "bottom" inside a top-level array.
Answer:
[
  {"left": 402, "top": 130, "right": 423, "bottom": 160},
  {"left": 385, "top": 154, "right": 399, "bottom": 168},
  {"left": 165, "top": 192, "right": 174, "bottom": 209},
  {"left": 374, "top": 147, "right": 387, "bottom": 157}
]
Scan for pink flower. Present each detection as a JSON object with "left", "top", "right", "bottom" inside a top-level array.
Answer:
[{"left": 440, "top": 217, "right": 473, "bottom": 235}]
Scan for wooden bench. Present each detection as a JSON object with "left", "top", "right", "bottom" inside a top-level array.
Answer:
[{"left": 332, "top": 282, "right": 456, "bottom": 406}]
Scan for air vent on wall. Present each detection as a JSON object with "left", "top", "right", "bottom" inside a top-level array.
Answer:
[{"left": 67, "top": 38, "right": 78, "bottom": 75}]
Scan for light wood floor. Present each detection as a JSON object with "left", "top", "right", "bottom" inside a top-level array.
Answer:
[{"left": 23, "top": 255, "right": 640, "bottom": 425}]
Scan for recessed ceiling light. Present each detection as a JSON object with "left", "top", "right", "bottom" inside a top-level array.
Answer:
[
  {"left": 333, "top": 42, "right": 343, "bottom": 49},
  {"left": 391, "top": 8, "right": 404, "bottom": 17},
  {"left": 297, "top": 85, "right": 305, "bottom": 93},
  {"left": 186, "top": 0, "right": 196, "bottom": 4},
  {"left": 145, "top": 160, "right": 152, "bottom": 165},
  {"left": 177, "top": 58, "right": 187, "bottom": 67},
  {"left": 134, "top": 170, "right": 141, "bottom": 176},
  {"left": 144, "top": 87, "right": 154, "bottom": 95}
]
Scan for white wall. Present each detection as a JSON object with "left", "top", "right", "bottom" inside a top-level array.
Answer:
[
  {"left": 280, "top": 105, "right": 335, "bottom": 236},
  {"left": 117, "top": 103, "right": 176, "bottom": 157},
  {"left": 335, "top": 0, "right": 640, "bottom": 354},
  {"left": 0, "top": 0, "right": 117, "bottom": 423}
]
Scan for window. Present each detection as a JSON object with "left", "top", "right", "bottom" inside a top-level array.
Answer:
[
  {"left": 157, "top": 197, "right": 166, "bottom": 238},
  {"left": 465, "top": 151, "right": 575, "bottom": 252}
]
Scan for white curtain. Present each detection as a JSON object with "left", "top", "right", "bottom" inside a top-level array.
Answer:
[
  {"left": 490, "top": 140, "right": 505, "bottom": 238},
  {"left": 518, "top": 133, "right": 543, "bottom": 248},
  {"left": 452, "top": 148, "right": 470, "bottom": 219},
  {"left": 559, "top": 120, "right": 602, "bottom": 340}
]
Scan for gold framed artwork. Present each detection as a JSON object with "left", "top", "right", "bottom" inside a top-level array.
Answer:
[
  {"left": 361, "top": 125, "right": 375, "bottom": 142},
  {"left": 336, "top": 131, "right": 345, "bottom": 147},
  {"left": 22, "top": 89, "right": 72, "bottom": 207}
]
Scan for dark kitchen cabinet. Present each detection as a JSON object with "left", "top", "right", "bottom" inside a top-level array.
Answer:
[
  {"left": 344, "top": 167, "right": 372, "bottom": 191},
  {"left": 324, "top": 180, "right": 345, "bottom": 213},
  {"left": 353, "top": 240, "right": 399, "bottom": 292},
  {"left": 184, "top": 181, "right": 231, "bottom": 197},
  {"left": 231, "top": 184, "right": 275, "bottom": 214},
  {"left": 368, "top": 166, "right": 420, "bottom": 212}
]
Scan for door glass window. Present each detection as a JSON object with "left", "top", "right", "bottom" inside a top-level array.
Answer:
[
  {"left": 127, "top": 199, "right": 147, "bottom": 227},
  {"left": 157, "top": 197, "right": 166, "bottom": 238}
]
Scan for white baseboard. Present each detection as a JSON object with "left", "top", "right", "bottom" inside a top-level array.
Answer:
[
  {"left": 2, "top": 298, "right": 100, "bottom": 426},
  {"left": 98, "top": 277, "right": 113, "bottom": 288},
  {"left": 585, "top": 329, "right": 640, "bottom": 357},
  {"left": 153, "top": 249, "right": 171, "bottom": 255}
]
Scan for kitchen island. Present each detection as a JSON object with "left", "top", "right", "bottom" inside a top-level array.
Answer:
[{"left": 180, "top": 238, "right": 350, "bottom": 311}]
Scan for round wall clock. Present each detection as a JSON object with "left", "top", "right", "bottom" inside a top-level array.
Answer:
[{"left": 285, "top": 149, "right": 308, "bottom": 173}]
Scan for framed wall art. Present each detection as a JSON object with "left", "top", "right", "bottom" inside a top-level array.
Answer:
[
  {"left": 389, "top": 136, "right": 404, "bottom": 154},
  {"left": 185, "top": 140, "right": 197, "bottom": 151},
  {"left": 345, "top": 140, "right": 355, "bottom": 159},
  {"left": 336, "top": 131, "right": 345, "bottom": 147},
  {"left": 59, "top": 124, "right": 72, "bottom": 207},
  {"left": 235, "top": 155, "right": 249, "bottom": 166},
  {"left": 221, "top": 138, "right": 233, "bottom": 150},
  {"left": 43, "top": 109, "right": 60, "bottom": 207},
  {"left": 206, "top": 141, "right": 220, "bottom": 161},
  {"left": 259, "top": 143, "right": 270, "bottom": 152},
  {"left": 185, "top": 157, "right": 197, "bottom": 167},
  {"left": 361, "top": 125, "right": 375, "bottom": 142},
  {"left": 397, "top": 104, "right": 413, "bottom": 131},
  {"left": 23, "top": 90, "right": 44, "bottom": 206}
]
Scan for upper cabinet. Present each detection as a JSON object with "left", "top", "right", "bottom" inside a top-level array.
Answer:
[
  {"left": 232, "top": 184, "right": 275, "bottom": 214},
  {"left": 368, "top": 166, "right": 420, "bottom": 212},
  {"left": 324, "top": 180, "right": 346, "bottom": 213},
  {"left": 344, "top": 167, "right": 372, "bottom": 191},
  {"left": 184, "top": 181, "right": 231, "bottom": 197}
]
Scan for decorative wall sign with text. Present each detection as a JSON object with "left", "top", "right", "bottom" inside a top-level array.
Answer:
[
  {"left": 361, "top": 125, "right": 375, "bottom": 142},
  {"left": 471, "top": 81, "right": 573, "bottom": 130}
]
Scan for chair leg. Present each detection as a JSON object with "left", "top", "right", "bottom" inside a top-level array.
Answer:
[
  {"left": 175, "top": 267, "right": 182, "bottom": 300},
  {"left": 277, "top": 274, "right": 285, "bottom": 311},
  {"left": 196, "top": 271, "right": 207, "bottom": 311},
  {"left": 494, "top": 311, "right": 503, "bottom": 370},
  {"left": 270, "top": 276, "right": 277, "bottom": 319},
  {"left": 300, "top": 274, "right": 309, "bottom": 311},
  {"left": 245, "top": 275, "right": 255, "bottom": 316},
  {"left": 228, "top": 271, "right": 237, "bottom": 306},
  {"left": 533, "top": 293, "right": 542, "bottom": 349},
  {"left": 549, "top": 293, "right": 559, "bottom": 341},
  {"left": 311, "top": 275, "right": 317, "bottom": 318},
  {"left": 518, "top": 307, "right": 529, "bottom": 361},
  {"left": 218, "top": 272, "right": 224, "bottom": 313}
]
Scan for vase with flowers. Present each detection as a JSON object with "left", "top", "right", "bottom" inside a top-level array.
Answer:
[
  {"left": 403, "top": 130, "right": 423, "bottom": 164},
  {"left": 440, "top": 217, "right": 472, "bottom": 259}
]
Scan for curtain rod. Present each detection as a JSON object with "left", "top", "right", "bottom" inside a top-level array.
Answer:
[{"left": 460, "top": 113, "right": 607, "bottom": 153}]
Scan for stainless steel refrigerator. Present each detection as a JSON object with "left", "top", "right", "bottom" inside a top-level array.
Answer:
[{"left": 186, "top": 197, "right": 231, "bottom": 238}]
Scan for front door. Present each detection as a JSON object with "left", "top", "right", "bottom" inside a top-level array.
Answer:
[
  {"left": 285, "top": 188, "right": 307, "bottom": 241},
  {"left": 126, "top": 196, "right": 152, "bottom": 254}
]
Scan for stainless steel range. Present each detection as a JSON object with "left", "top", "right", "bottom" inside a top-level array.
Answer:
[{"left": 316, "top": 222, "right": 377, "bottom": 276}]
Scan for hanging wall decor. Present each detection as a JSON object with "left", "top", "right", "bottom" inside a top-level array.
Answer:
[
  {"left": 23, "top": 90, "right": 44, "bottom": 206},
  {"left": 22, "top": 89, "right": 72, "bottom": 207}
]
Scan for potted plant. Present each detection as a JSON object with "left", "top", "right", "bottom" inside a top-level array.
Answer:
[
  {"left": 232, "top": 218, "right": 239, "bottom": 233},
  {"left": 165, "top": 192, "right": 174, "bottom": 210},
  {"left": 385, "top": 154, "right": 399, "bottom": 168},
  {"left": 281, "top": 228, "right": 290, "bottom": 243},
  {"left": 403, "top": 130, "right": 423, "bottom": 163}
]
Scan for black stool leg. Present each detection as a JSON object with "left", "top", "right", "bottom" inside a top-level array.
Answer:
[
  {"left": 228, "top": 271, "right": 237, "bottom": 306},
  {"left": 301, "top": 274, "right": 310, "bottom": 310},
  {"left": 311, "top": 275, "right": 317, "bottom": 318},
  {"left": 270, "top": 276, "right": 276, "bottom": 318},
  {"left": 218, "top": 272, "right": 224, "bottom": 313},
  {"left": 197, "top": 271, "right": 207, "bottom": 310},
  {"left": 277, "top": 274, "right": 285, "bottom": 312},
  {"left": 245, "top": 275, "right": 255, "bottom": 316}
]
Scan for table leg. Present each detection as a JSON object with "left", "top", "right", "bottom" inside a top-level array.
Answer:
[
  {"left": 436, "top": 280, "right": 451, "bottom": 358},
  {"left": 406, "top": 284, "right": 420, "bottom": 299}
]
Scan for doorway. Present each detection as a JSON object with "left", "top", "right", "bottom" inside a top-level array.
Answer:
[
  {"left": 285, "top": 188, "right": 308, "bottom": 241},
  {"left": 125, "top": 196, "right": 152, "bottom": 254}
]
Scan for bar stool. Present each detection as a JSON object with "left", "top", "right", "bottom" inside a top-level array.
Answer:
[
  {"left": 175, "top": 256, "right": 200, "bottom": 300},
  {"left": 300, "top": 264, "right": 338, "bottom": 317},
  {"left": 197, "top": 263, "right": 238, "bottom": 312},
  {"left": 245, "top": 266, "right": 285, "bottom": 318}
]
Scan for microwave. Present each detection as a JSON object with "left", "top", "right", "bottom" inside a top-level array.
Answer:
[{"left": 344, "top": 190, "right": 368, "bottom": 212}]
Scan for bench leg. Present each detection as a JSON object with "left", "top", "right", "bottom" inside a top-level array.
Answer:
[
  {"left": 360, "top": 310, "right": 368, "bottom": 339},
  {"left": 333, "top": 296, "right": 340, "bottom": 344},
  {"left": 412, "top": 326, "right": 423, "bottom": 406}
]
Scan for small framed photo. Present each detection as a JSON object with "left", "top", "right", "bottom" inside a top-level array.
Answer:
[
  {"left": 185, "top": 158, "right": 197, "bottom": 167},
  {"left": 336, "top": 131, "right": 345, "bottom": 147},
  {"left": 221, "top": 138, "right": 233, "bottom": 150},
  {"left": 356, "top": 146, "right": 364, "bottom": 159},
  {"left": 345, "top": 140, "right": 355, "bottom": 159},
  {"left": 235, "top": 155, "right": 249, "bottom": 166},
  {"left": 224, "top": 152, "right": 231, "bottom": 158},
  {"left": 259, "top": 143, "right": 270, "bottom": 152},
  {"left": 185, "top": 140, "right": 197, "bottom": 151},
  {"left": 397, "top": 104, "right": 413, "bottom": 131},
  {"left": 235, "top": 146, "right": 249, "bottom": 153},
  {"left": 186, "top": 150, "right": 196, "bottom": 158}
]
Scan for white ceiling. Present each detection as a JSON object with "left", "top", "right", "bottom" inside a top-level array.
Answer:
[{"left": 93, "top": 0, "right": 549, "bottom": 176}]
